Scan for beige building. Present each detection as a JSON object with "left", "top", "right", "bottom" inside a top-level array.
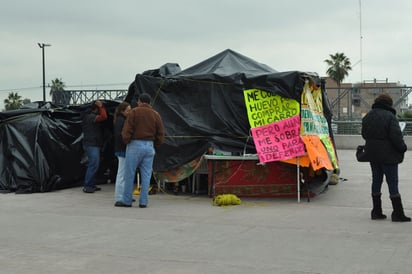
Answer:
[{"left": 322, "top": 77, "right": 410, "bottom": 120}]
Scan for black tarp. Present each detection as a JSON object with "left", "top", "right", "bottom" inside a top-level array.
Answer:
[
  {"left": 126, "top": 49, "right": 332, "bottom": 172},
  {"left": 0, "top": 49, "right": 333, "bottom": 193},
  {"left": 0, "top": 101, "right": 119, "bottom": 193}
]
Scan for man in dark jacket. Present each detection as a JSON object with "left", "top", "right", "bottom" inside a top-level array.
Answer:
[
  {"left": 361, "top": 94, "right": 410, "bottom": 222},
  {"left": 81, "top": 100, "right": 107, "bottom": 193}
]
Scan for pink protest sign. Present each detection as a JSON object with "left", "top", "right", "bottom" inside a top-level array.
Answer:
[{"left": 251, "top": 115, "right": 306, "bottom": 163}]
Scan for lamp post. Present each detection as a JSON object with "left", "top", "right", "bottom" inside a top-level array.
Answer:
[{"left": 38, "top": 43, "right": 51, "bottom": 102}]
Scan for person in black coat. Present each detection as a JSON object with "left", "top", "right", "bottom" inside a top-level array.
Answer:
[
  {"left": 82, "top": 100, "right": 108, "bottom": 193},
  {"left": 113, "top": 102, "right": 131, "bottom": 206},
  {"left": 361, "top": 94, "right": 410, "bottom": 222}
]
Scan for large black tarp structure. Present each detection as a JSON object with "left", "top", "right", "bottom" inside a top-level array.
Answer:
[
  {"left": 0, "top": 49, "right": 333, "bottom": 193},
  {"left": 126, "top": 49, "right": 333, "bottom": 172},
  {"left": 0, "top": 101, "right": 119, "bottom": 193}
]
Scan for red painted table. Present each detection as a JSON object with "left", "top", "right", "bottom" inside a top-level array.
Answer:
[{"left": 204, "top": 155, "right": 329, "bottom": 200}]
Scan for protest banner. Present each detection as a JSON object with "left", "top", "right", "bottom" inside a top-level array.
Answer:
[{"left": 251, "top": 116, "right": 306, "bottom": 163}]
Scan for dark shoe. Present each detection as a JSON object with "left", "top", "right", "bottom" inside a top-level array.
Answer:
[
  {"left": 139, "top": 204, "right": 147, "bottom": 208},
  {"left": 371, "top": 210, "right": 387, "bottom": 220},
  {"left": 390, "top": 195, "right": 411, "bottom": 222},
  {"left": 83, "top": 188, "right": 95, "bottom": 193},
  {"left": 114, "top": 201, "right": 132, "bottom": 207},
  {"left": 371, "top": 193, "right": 386, "bottom": 220},
  {"left": 93, "top": 186, "right": 102, "bottom": 191}
]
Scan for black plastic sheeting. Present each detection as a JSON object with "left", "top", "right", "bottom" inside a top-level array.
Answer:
[
  {"left": 0, "top": 49, "right": 334, "bottom": 193},
  {"left": 126, "top": 49, "right": 333, "bottom": 172},
  {"left": 0, "top": 101, "right": 119, "bottom": 193}
]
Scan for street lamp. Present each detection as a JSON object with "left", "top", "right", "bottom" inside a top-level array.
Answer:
[{"left": 38, "top": 43, "right": 51, "bottom": 102}]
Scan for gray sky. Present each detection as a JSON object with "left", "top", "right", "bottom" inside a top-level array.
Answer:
[{"left": 1, "top": 0, "right": 411, "bottom": 110}]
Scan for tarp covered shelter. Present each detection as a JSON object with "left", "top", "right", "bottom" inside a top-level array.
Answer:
[
  {"left": 0, "top": 49, "right": 335, "bottom": 194},
  {"left": 0, "top": 102, "right": 119, "bottom": 193},
  {"left": 126, "top": 49, "right": 334, "bottom": 174}
]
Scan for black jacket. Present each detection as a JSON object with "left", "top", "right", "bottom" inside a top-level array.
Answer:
[
  {"left": 82, "top": 112, "right": 104, "bottom": 147},
  {"left": 361, "top": 102, "right": 407, "bottom": 164},
  {"left": 114, "top": 114, "right": 127, "bottom": 154}
]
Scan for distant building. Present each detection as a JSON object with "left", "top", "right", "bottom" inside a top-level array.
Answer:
[{"left": 323, "top": 77, "right": 410, "bottom": 120}]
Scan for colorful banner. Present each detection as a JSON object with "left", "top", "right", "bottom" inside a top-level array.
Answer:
[
  {"left": 300, "top": 109, "right": 330, "bottom": 136},
  {"left": 320, "top": 135, "right": 339, "bottom": 169},
  {"left": 251, "top": 115, "right": 306, "bottom": 163},
  {"left": 300, "top": 83, "right": 329, "bottom": 136},
  {"left": 244, "top": 89, "right": 300, "bottom": 128},
  {"left": 281, "top": 155, "right": 311, "bottom": 167},
  {"left": 243, "top": 86, "right": 338, "bottom": 172},
  {"left": 300, "top": 82, "right": 337, "bottom": 170},
  {"left": 300, "top": 135, "right": 334, "bottom": 171}
]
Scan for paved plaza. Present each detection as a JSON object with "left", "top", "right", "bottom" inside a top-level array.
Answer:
[{"left": 1, "top": 149, "right": 412, "bottom": 274}]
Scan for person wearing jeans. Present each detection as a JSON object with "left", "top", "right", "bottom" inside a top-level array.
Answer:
[
  {"left": 371, "top": 163, "right": 399, "bottom": 196},
  {"left": 121, "top": 140, "right": 155, "bottom": 207},
  {"left": 113, "top": 102, "right": 131, "bottom": 205},
  {"left": 361, "top": 94, "right": 410, "bottom": 222},
  {"left": 119, "top": 93, "right": 165, "bottom": 208},
  {"left": 83, "top": 146, "right": 101, "bottom": 192},
  {"left": 82, "top": 100, "right": 107, "bottom": 193}
]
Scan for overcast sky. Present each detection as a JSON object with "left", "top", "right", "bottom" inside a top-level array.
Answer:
[{"left": 1, "top": 0, "right": 411, "bottom": 110}]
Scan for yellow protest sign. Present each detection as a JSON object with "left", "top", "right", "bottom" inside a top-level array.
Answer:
[{"left": 244, "top": 89, "right": 300, "bottom": 128}]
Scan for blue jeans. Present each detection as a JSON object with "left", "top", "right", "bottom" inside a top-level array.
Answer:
[
  {"left": 370, "top": 162, "right": 399, "bottom": 196},
  {"left": 123, "top": 140, "right": 155, "bottom": 206},
  {"left": 83, "top": 145, "right": 100, "bottom": 191},
  {"left": 114, "top": 156, "right": 126, "bottom": 202}
]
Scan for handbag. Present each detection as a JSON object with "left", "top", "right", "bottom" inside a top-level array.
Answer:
[{"left": 356, "top": 145, "right": 368, "bottom": 162}]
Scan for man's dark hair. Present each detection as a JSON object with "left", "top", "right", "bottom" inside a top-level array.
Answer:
[{"left": 139, "top": 93, "right": 151, "bottom": 104}]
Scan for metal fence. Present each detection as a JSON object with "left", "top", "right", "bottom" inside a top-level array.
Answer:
[
  {"left": 332, "top": 120, "right": 412, "bottom": 136},
  {"left": 66, "top": 89, "right": 128, "bottom": 105},
  {"left": 64, "top": 89, "right": 412, "bottom": 136}
]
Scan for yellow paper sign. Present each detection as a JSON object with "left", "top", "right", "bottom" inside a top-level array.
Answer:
[{"left": 244, "top": 89, "right": 300, "bottom": 128}]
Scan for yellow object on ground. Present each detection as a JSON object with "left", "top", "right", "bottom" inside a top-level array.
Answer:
[
  {"left": 213, "top": 194, "right": 241, "bottom": 206},
  {"left": 133, "top": 186, "right": 156, "bottom": 195},
  {"left": 133, "top": 188, "right": 140, "bottom": 195}
]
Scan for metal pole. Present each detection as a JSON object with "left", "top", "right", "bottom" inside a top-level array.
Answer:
[
  {"left": 41, "top": 46, "right": 46, "bottom": 101},
  {"left": 38, "top": 43, "right": 51, "bottom": 102}
]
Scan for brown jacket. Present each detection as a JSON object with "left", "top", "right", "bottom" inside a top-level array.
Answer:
[{"left": 121, "top": 103, "right": 165, "bottom": 147}]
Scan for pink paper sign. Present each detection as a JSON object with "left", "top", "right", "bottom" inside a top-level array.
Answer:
[{"left": 251, "top": 115, "right": 306, "bottom": 163}]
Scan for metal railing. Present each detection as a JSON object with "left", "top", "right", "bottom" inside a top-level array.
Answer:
[
  {"left": 332, "top": 120, "right": 412, "bottom": 136},
  {"left": 66, "top": 89, "right": 128, "bottom": 105}
]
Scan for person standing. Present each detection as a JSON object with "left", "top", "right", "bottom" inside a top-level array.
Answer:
[
  {"left": 82, "top": 100, "right": 108, "bottom": 193},
  {"left": 113, "top": 102, "right": 131, "bottom": 206},
  {"left": 119, "top": 93, "right": 165, "bottom": 208},
  {"left": 361, "top": 94, "right": 410, "bottom": 222}
]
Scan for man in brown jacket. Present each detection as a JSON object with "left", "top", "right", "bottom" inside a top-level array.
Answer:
[{"left": 115, "top": 93, "right": 165, "bottom": 208}]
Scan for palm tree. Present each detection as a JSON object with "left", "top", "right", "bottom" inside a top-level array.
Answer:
[
  {"left": 50, "top": 78, "right": 70, "bottom": 105},
  {"left": 4, "top": 92, "right": 23, "bottom": 110},
  {"left": 324, "top": 52, "right": 352, "bottom": 119}
]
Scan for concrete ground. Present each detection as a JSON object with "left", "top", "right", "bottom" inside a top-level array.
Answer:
[{"left": 1, "top": 149, "right": 412, "bottom": 274}]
